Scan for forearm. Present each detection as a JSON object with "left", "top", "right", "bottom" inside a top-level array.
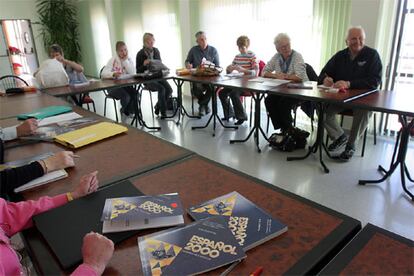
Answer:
[{"left": 64, "top": 60, "right": 84, "bottom": 73}]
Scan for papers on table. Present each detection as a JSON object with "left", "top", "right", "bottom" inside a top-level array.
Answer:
[
  {"left": 248, "top": 77, "right": 291, "bottom": 87},
  {"left": 225, "top": 72, "right": 244, "bottom": 77},
  {"left": 317, "top": 85, "right": 339, "bottom": 93},
  {"left": 14, "top": 169, "right": 68, "bottom": 193},
  {"left": 37, "top": 112, "right": 83, "bottom": 126}
]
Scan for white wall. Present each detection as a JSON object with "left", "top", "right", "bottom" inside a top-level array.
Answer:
[{"left": 350, "top": 0, "right": 382, "bottom": 48}]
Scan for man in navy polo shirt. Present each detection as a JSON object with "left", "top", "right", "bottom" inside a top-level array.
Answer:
[
  {"left": 318, "top": 26, "right": 382, "bottom": 161},
  {"left": 185, "top": 31, "right": 220, "bottom": 116}
]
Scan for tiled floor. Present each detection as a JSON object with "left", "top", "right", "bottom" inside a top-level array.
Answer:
[{"left": 88, "top": 87, "right": 414, "bottom": 241}]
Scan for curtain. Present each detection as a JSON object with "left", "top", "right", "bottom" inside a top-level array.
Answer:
[{"left": 312, "top": 0, "right": 351, "bottom": 71}]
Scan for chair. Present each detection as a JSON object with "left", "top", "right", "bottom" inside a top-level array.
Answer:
[
  {"left": 82, "top": 94, "right": 96, "bottom": 112},
  {"left": 100, "top": 67, "right": 119, "bottom": 122},
  {"left": 0, "top": 75, "right": 28, "bottom": 90}
]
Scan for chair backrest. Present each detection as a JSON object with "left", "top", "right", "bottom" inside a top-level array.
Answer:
[
  {"left": 99, "top": 66, "right": 105, "bottom": 79},
  {"left": 305, "top": 63, "right": 318, "bottom": 82},
  {"left": 0, "top": 75, "right": 29, "bottom": 90}
]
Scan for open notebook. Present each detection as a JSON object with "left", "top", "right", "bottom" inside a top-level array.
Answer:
[{"left": 14, "top": 169, "right": 68, "bottom": 193}]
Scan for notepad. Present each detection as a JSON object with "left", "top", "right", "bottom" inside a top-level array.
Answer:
[
  {"left": 54, "top": 122, "right": 128, "bottom": 148},
  {"left": 17, "top": 106, "right": 72, "bottom": 120},
  {"left": 14, "top": 169, "right": 68, "bottom": 193}
]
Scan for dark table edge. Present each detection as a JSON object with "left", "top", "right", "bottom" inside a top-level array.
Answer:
[
  {"left": 318, "top": 223, "right": 414, "bottom": 275},
  {"left": 130, "top": 154, "right": 362, "bottom": 275}
]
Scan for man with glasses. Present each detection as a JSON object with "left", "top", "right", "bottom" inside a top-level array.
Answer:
[{"left": 318, "top": 26, "right": 382, "bottom": 161}]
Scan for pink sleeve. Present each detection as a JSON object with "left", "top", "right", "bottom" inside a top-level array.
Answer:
[
  {"left": 71, "top": 264, "right": 98, "bottom": 276},
  {"left": 0, "top": 194, "right": 68, "bottom": 236}
]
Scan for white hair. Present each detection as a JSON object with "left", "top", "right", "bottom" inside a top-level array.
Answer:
[
  {"left": 273, "top": 33, "right": 291, "bottom": 47},
  {"left": 346, "top": 26, "right": 366, "bottom": 40}
]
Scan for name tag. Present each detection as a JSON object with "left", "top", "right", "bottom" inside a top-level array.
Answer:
[{"left": 358, "top": 61, "right": 367, "bottom": 66}]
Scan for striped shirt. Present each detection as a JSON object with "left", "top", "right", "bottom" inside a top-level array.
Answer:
[{"left": 231, "top": 51, "right": 258, "bottom": 76}]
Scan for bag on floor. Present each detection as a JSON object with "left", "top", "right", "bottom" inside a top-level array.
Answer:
[{"left": 268, "top": 133, "right": 307, "bottom": 152}]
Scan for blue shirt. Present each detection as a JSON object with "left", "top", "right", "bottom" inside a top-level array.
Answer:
[{"left": 185, "top": 45, "right": 220, "bottom": 67}]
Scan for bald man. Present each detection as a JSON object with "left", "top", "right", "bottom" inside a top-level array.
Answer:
[{"left": 318, "top": 26, "right": 382, "bottom": 161}]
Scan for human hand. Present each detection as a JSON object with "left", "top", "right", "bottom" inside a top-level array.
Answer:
[
  {"left": 333, "top": 80, "right": 350, "bottom": 89},
  {"left": 113, "top": 72, "right": 122, "bottom": 78},
  {"left": 143, "top": 59, "right": 151, "bottom": 66},
  {"left": 82, "top": 232, "right": 114, "bottom": 275},
  {"left": 16, "top": 119, "right": 38, "bottom": 137},
  {"left": 55, "top": 55, "right": 64, "bottom": 63},
  {"left": 43, "top": 151, "right": 75, "bottom": 173},
  {"left": 274, "top": 72, "right": 287, "bottom": 79},
  {"left": 323, "top": 76, "right": 334, "bottom": 87},
  {"left": 185, "top": 63, "right": 193, "bottom": 69},
  {"left": 71, "top": 171, "right": 99, "bottom": 200}
]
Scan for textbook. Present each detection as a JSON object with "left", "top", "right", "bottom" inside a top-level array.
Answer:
[
  {"left": 188, "top": 191, "right": 288, "bottom": 251},
  {"left": 54, "top": 122, "right": 127, "bottom": 148},
  {"left": 17, "top": 105, "right": 72, "bottom": 120},
  {"left": 138, "top": 216, "right": 246, "bottom": 276},
  {"left": 0, "top": 152, "right": 68, "bottom": 192},
  {"left": 101, "top": 193, "right": 185, "bottom": 233}
]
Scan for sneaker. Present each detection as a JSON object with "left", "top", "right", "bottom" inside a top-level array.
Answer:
[
  {"left": 120, "top": 113, "right": 129, "bottom": 123},
  {"left": 339, "top": 146, "right": 355, "bottom": 161},
  {"left": 328, "top": 134, "right": 348, "bottom": 151},
  {"left": 205, "top": 105, "right": 211, "bottom": 115},
  {"left": 198, "top": 106, "right": 205, "bottom": 116},
  {"left": 235, "top": 118, "right": 246, "bottom": 125}
]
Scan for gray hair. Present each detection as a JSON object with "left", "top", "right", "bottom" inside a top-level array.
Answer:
[
  {"left": 195, "top": 31, "right": 205, "bottom": 38},
  {"left": 346, "top": 26, "right": 366, "bottom": 40},
  {"left": 273, "top": 33, "right": 290, "bottom": 47}
]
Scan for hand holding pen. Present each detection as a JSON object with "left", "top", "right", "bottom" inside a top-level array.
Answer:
[{"left": 323, "top": 73, "right": 334, "bottom": 87}]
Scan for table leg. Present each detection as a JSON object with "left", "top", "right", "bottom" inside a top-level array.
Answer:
[
  {"left": 287, "top": 102, "right": 330, "bottom": 173},
  {"left": 131, "top": 84, "right": 161, "bottom": 131},
  {"left": 170, "top": 79, "right": 201, "bottom": 125},
  {"left": 230, "top": 92, "right": 267, "bottom": 153},
  {"left": 192, "top": 84, "right": 238, "bottom": 137},
  {"left": 359, "top": 116, "right": 414, "bottom": 201}
]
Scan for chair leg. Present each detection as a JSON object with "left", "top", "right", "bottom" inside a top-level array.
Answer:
[
  {"left": 191, "top": 96, "right": 194, "bottom": 115},
  {"left": 149, "top": 90, "right": 154, "bottom": 119},
  {"left": 86, "top": 103, "right": 90, "bottom": 111},
  {"left": 249, "top": 97, "right": 253, "bottom": 127},
  {"left": 266, "top": 113, "right": 270, "bottom": 134},
  {"left": 293, "top": 109, "right": 297, "bottom": 127},
  {"left": 104, "top": 98, "right": 108, "bottom": 116},
  {"left": 361, "top": 128, "right": 368, "bottom": 157},
  {"left": 373, "top": 113, "right": 377, "bottom": 145},
  {"left": 113, "top": 99, "right": 118, "bottom": 122},
  {"left": 92, "top": 102, "right": 96, "bottom": 113},
  {"left": 311, "top": 116, "right": 314, "bottom": 132},
  {"left": 340, "top": 114, "right": 344, "bottom": 127}
]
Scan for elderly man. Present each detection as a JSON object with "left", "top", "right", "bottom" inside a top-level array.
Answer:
[
  {"left": 263, "top": 33, "right": 310, "bottom": 138},
  {"left": 185, "top": 31, "right": 220, "bottom": 116},
  {"left": 318, "top": 26, "right": 382, "bottom": 161}
]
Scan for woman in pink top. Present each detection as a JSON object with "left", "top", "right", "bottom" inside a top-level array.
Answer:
[{"left": 0, "top": 171, "right": 114, "bottom": 276}]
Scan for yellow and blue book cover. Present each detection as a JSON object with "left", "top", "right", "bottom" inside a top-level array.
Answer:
[{"left": 188, "top": 191, "right": 288, "bottom": 251}]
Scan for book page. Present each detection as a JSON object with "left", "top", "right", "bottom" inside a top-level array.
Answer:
[{"left": 38, "top": 112, "right": 82, "bottom": 126}]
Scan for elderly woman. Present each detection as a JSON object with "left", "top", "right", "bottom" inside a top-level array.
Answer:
[
  {"left": 263, "top": 33, "right": 309, "bottom": 137},
  {"left": 136, "top": 33, "right": 173, "bottom": 118},
  {"left": 219, "top": 35, "right": 258, "bottom": 125}
]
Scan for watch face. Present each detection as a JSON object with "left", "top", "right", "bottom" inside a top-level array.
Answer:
[{"left": 24, "top": 32, "right": 30, "bottom": 43}]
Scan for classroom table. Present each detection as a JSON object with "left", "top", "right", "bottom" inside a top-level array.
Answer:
[
  {"left": 342, "top": 89, "right": 414, "bottom": 200},
  {"left": 319, "top": 223, "right": 413, "bottom": 275},
  {"left": 172, "top": 74, "right": 238, "bottom": 135},
  {"left": 3, "top": 106, "right": 193, "bottom": 200},
  {"left": 0, "top": 91, "right": 70, "bottom": 119},
  {"left": 21, "top": 155, "right": 361, "bottom": 275}
]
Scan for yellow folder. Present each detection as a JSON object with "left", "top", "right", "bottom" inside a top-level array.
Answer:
[{"left": 54, "top": 122, "right": 128, "bottom": 148}]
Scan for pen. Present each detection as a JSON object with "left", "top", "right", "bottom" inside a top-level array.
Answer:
[
  {"left": 249, "top": 266, "right": 263, "bottom": 276},
  {"left": 72, "top": 155, "right": 81, "bottom": 158}
]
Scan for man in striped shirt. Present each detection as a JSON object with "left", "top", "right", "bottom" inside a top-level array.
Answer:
[{"left": 219, "top": 36, "right": 258, "bottom": 125}]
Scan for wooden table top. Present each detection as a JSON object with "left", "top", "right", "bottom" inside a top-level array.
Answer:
[
  {"left": 0, "top": 91, "right": 70, "bottom": 119},
  {"left": 319, "top": 223, "right": 414, "bottom": 275},
  {"left": 4, "top": 107, "right": 193, "bottom": 200},
  {"left": 23, "top": 155, "right": 361, "bottom": 275}
]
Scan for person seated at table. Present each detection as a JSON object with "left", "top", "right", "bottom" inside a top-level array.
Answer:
[
  {"left": 136, "top": 33, "right": 173, "bottom": 119},
  {"left": 262, "top": 33, "right": 310, "bottom": 138},
  {"left": 0, "top": 171, "right": 115, "bottom": 275},
  {"left": 0, "top": 150, "right": 76, "bottom": 199},
  {"left": 102, "top": 41, "right": 137, "bottom": 121},
  {"left": 219, "top": 35, "right": 258, "bottom": 125},
  {"left": 47, "top": 44, "right": 85, "bottom": 82},
  {"left": 185, "top": 31, "right": 220, "bottom": 116},
  {"left": 318, "top": 26, "right": 382, "bottom": 161}
]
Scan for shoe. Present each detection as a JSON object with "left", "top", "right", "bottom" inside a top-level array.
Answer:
[
  {"left": 205, "top": 105, "right": 211, "bottom": 114},
  {"left": 198, "top": 106, "right": 205, "bottom": 116},
  {"left": 154, "top": 104, "right": 160, "bottom": 116},
  {"left": 221, "top": 117, "right": 229, "bottom": 121},
  {"left": 120, "top": 113, "right": 129, "bottom": 123},
  {"left": 339, "top": 146, "right": 355, "bottom": 161},
  {"left": 286, "top": 127, "right": 310, "bottom": 139},
  {"left": 235, "top": 119, "right": 246, "bottom": 125},
  {"left": 328, "top": 134, "right": 348, "bottom": 151}
]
